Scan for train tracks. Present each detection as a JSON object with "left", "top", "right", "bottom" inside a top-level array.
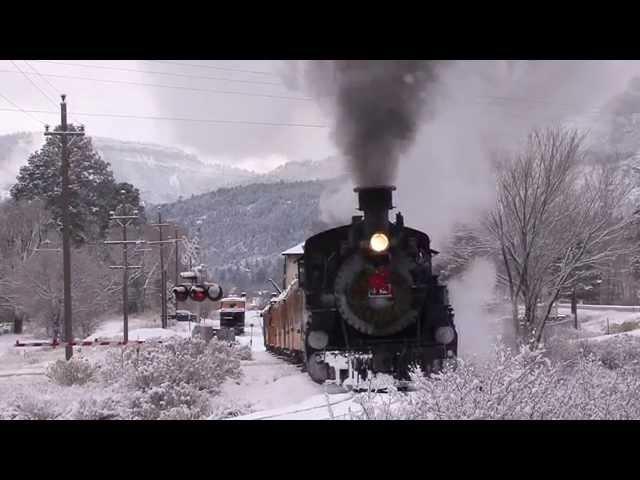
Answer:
[{"left": 236, "top": 392, "right": 357, "bottom": 420}]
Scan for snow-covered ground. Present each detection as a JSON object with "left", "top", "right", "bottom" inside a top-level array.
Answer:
[
  {"left": 556, "top": 306, "right": 640, "bottom": 336},
  {"left": 217, "top": 311, "right": 364, "bottom": 419},
  {"left": 8, "top": 304, "right": 639, "bottom": 420},
  {"left": 0, "top": 310, "right": 354, "bottom": 420}
]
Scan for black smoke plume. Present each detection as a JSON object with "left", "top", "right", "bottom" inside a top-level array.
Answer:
[{"left": 306, "top": 60, "right": 437, "bottom": 187}]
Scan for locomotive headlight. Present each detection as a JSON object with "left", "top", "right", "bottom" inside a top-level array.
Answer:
[
  {"left": 435, "top": 326, "right": 455, "bottom": 345},
  {"left": 369, "top": 233, "right": 389, "bottom": 252}
]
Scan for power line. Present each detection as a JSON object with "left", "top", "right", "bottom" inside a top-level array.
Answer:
[
  {"left": 23, "top": 60, "right": 62, "bottom": 98},
  {"left": 10, "top": 60, "right": 59, "bottom": 108},
  {"left": 21, "top": 60, "right": 78, "bottom": 126},
  {"left": 33, "top": 60, "right": 283, "bottom": 86},
  {"left": 0, "top": 92, "right": 45, "bottom": 125},
  {"left": 0, "top": 106, "right": 327, "bottom": 128},
  {"left": 0, "top": 68, "right": 312, "bottom": 102},
  {"left": 142, "top": 60, "right": 278, "bottom": 76}
]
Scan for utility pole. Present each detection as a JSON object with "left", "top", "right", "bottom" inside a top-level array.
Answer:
[
  {"left": 149, "top": 209, "right": 172, "bottom": 328},
  {"left": 44, "top": 95, "right": 84, "bottom": 360},
  {"left": 105, "top": 201, "right": 141, "bottom": 343},
  {"left": 572, "top": 286, "right": 578, "bottom": 329},
  {"left": 174, "top": 227, "right": 180, "bottom": 312}
]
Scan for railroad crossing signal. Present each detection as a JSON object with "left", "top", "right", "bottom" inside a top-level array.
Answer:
[
  {"left": 172, "top": 282, "right": 223, "bottom": 303},
  {"left": 172, "top": 285, "right": 190, "bottom": 302}
]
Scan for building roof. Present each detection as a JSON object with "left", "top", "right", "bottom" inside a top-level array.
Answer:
[{"left": 281, "top": 242, "right": 304, "bottom": 256}]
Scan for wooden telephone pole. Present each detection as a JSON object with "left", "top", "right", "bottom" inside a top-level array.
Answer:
[
  {"left": 174, "top": 227, "right": 180, "bottom": 312},
  {"left": 44, "top": 95, "right": 84, "bottom": 360},
  {"left": 105, "top": 202, "right": 141, "bottom": 343},
  {"left": 148, "top": 209, "right": 172, "bottom": 328}
]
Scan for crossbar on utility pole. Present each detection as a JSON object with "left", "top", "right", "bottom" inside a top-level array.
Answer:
[{"left": 44, "top": 94, "right": 84, "bottom": 361}]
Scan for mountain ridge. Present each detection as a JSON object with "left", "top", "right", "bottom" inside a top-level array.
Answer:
[{"left": 0, "top": 132, "right": 343, "bottom": 203}]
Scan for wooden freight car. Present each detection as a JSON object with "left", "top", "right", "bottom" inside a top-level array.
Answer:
[{"left": 262, "top": 243, "right": 306, "bottom": 362}]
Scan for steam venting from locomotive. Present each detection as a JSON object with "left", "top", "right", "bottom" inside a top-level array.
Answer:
[{"left": 306, "top": 60, "right": 436, "bottom": 187}]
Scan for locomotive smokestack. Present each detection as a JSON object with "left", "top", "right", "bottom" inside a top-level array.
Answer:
[{"left": 354, "top": 185, "right": 395, "bottom": 237}]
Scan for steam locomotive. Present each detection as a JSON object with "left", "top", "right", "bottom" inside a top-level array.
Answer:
[{"left": 262, "top": 186, "right": 457, "bottom": 387}]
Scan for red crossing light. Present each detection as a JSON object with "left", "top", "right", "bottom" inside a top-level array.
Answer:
[{"left": 189, "top": 285, "right": 207, "bottom": 302}]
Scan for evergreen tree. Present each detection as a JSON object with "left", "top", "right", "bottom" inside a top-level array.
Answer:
[{"left": 10, "top": 125, "right": 144, "bottom": 244}]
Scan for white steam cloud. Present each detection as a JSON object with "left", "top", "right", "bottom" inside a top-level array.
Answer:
[{"left": 448, "top": 257, "right": 498, "bottom": 359}]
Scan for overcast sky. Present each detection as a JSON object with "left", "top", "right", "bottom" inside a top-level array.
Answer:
[{"left": 0, "top": 60, "right": 337, "bottom": 172}]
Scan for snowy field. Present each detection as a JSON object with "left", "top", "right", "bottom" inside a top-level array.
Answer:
[
  {"left": 3, "top": 304, "right": 640, "bottom": 420},
  {"left": 0, "top": 310, "right": 360, "bottom": 420},
  {"left": 556, "top": 306, "right": 640, "bottom": 337}
]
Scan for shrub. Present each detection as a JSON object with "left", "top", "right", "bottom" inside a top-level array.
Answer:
[
  {"left": 608, "top": 320, "right": 640, "bottom": 334},
  {"left": 234, "top": 344, "right": 253, "bottom": 361},
  {"left": 4, "top": 337, "right": 247, "bottom": 421},
  {"left": 46, "top": 358, "right": 96, "bottom": 386},
  {"left": 352, "top": 341, "right": 640, "bottom": 420},
  {"left": 65, "top": 393, "right": 125, "bottom": 420},
  {"left": 101, "top": 337, "right": 241, "bottom": 393},
  {"left": 125, "top": 382, "right": 211, "bottom": 420},
  {"left": 96, "top": 336, "right": 243, "bottom": 420},
  {"left": 8, "top": 396, "right": 62, "bottom": 420}
]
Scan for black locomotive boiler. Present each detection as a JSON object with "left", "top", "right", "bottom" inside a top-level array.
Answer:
[{"left": 262, "top": 185, "right": 457, "bottom": 387}]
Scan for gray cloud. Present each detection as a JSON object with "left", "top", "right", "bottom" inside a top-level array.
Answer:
[{"left": 140, "top": 60, "right": 335, "bottom": 167}]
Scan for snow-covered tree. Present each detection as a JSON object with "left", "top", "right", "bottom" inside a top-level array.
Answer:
[
  {"left": 487, "top": 128, "right": 637, "bottom": 346},
  {"left": 10, "top": 125, "right": 144, "bottom": 244},
  {"left": 11, "top": 240, "right": 119, "bottom": 339}
]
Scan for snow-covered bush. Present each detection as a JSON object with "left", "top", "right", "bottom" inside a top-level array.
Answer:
[
  {"left": 46, "top": 358, "right": 96, "bottom": 386},
  {"left": 100, "top": 336, "right": 241, "bottom": 394},
  {"left": 94, "top": 336, "right": 243, "bottom": 420},
  {"left": 8, "top": 396, "right": 62, "bottom": 420},
  {"left": 234, "top": 344, "right": 253, "bottom": 361},
  {"left": 65, "top": 392, "right": 125, "bottom": 420},
  {"left": 584, "top": 335, "right": 640, "bottom": 371},
  {"left": 124, "top": 382, "right": 211, "bottom": 420},
  {"left": 353, "top": 342, "right": 640, "bottom": 420},
  {"left": 608, "top": 320, "right": 640, "bottom": 334},
  {"left": 1, "top": 336, "right": 246, "bottom": 420},
  {"left": 546, "top": 332, "right": 640, "bottom": 371},
  {"left": 0, "top": 384, "right": 89, "bottom": 420}
]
